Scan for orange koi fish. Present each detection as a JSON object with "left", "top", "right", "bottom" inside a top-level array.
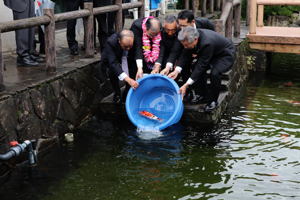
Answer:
[
  {"left": 139, "top": 111, "right": 163, "bottom": 122},
  {"left": 286, "top": 100, "right": 300, "bottom": 106}
]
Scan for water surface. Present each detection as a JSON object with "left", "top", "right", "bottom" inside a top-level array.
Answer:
[{"left": 0, "top": 53, "right": 300, "bottom": 200}]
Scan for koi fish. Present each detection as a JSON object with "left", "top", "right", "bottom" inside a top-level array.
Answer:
[
  {"left": 139, "top": 110, "right": 163, "bottom": 122},
  {"left": 286, "top": 100, "right": 300, "bottom": 105}
]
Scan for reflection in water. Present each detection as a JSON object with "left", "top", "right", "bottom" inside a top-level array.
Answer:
[{"left": 0, "top": 54, "right": 300, "bottom": 200}]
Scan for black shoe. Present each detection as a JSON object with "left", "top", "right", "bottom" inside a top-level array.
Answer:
[
  {"left": 17, "top": 55, "right": 39, "bottom": 67},
  {"left": 113, "top": 94, "right": 122, "bottom": 105},
  {"left": 70, "top": 48, "right": 79, "bottom": 55},
  {"left": 204, "top": 101, "right": 218, "bottom": 112},
  {"left": 30, "top": 54, "right": 44, "bottom": 62}
]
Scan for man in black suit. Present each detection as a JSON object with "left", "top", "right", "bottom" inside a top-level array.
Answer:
[
  {"left": 128, "top": 17, "right": 162, "bottom": 80},
  {"left": 4, "top": 0, "right": 39, "bottom": 66},
  {"left": 101, "top": 30, "right": 139, "bottom": 104},
  {"left": 155, "top": 15, "right": 180, "bottom": 75},
  {"left": 175, "top": 27, "right": 235, "bottom": 112}
]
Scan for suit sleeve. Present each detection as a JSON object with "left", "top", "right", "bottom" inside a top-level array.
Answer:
[
  {"left": 190, "top": 44, "right": 214, "bottom": 81},
  {"left": 156, "top": 39, "right": 165, "bottom": 65},
  {"left": 176, "top": 48, "right": 192, "bottom": 68},
  {"left": 205, "top": 19, "right": 215, "bottom": 31},
  {"left": 167, "top": 39, "right": 183, "bottom": 64},
  {"left": 106, "top": 43, "right": 123, "bottom": 77},
  {"left": 130, "top": 24, "right": 143, "bottom": 61}
]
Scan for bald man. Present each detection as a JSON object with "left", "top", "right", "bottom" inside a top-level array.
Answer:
[
  {"left": 128, "top": 17, "right": 162, "bottom": 80},
  {"left": 100, "top": 30, "right": 139, "bottom": 104}
]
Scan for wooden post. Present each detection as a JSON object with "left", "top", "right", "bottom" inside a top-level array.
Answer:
[
  {"left": 115, "top": 0, "right": 123, "bottom": 32},
  {"left": 44, "top": 9, "right": 56, "bottom": 72},
  {"left": 210, "top": 0, "right": 215, "bottom": 13},
  {"left": 138, "top": 0, "right": 145, "bottom": 18},
  {"left": 0, "top": 32, "right": 4, "bottom": 91},
  {"left": 216, "top": 0, "right": 221, "bottom": 10},
  {"left": 234, "top": 3, "right": 241, "bottom": 37},
  {"left": 225, "top": 7, "right": 233, "bottom": 38},
  {"left": 249, "top": 0, "right": 257, "bottom": 34},
  {"left": 222, "top": 0, "right": 226, "bottom": 10},
  {"left": 257, "top": 5, "right": 264, "bottom": 27},
  {"left": 83, "top": 2, "right": 94, "bottom": 58},
  {"left": 246, "top": 0, "right": 251, "bottom": 25},
  {"left": 192, "top": 0, "right": 199, "bottom": 17},
  {"left": 201, "top": 0, "right": 207, "bottom": 16},
  {"left": 214, "top": 19, "right": 224, "bottom": 36},
  {"left": 185, "top": 0, "right": 190, "bottom": 9}
]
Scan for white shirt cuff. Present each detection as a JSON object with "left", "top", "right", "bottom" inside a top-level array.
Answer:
[
  {"left": 118, "top": 72, "right": 128, "bottom": 81},
  {"left": 166, "top": 62, "right": 173, "bottom": 70},
  {"left": 136, "top": 59, "right": 143, "bottom": 70},
  {"left": 187, "top": 78, "right": 195, "bottom": 85},
  {"left": 155, "top": 62, "right": 161, "bottom": 66},
  {"left": 175, "top": 66, "right": 182, "bottom": 73}
]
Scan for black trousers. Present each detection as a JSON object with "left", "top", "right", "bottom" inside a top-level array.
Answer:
[
  {"left": 12, "top": 0, "right": 35, "bottom": 56},
  {"left": 94, "top": 0, "right": 115, "bottom": 51},
  {"left": 66, "top": 0, "right": 83, "bottom": 50}
]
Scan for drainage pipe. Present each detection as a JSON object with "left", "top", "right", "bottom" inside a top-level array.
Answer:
[{"left": 0, "top": 140, "right": 37, "bottom": 166}]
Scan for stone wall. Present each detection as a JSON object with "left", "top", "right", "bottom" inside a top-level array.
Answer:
[{"left": 0, "top": 61, "right": 112, "bottom": 153}]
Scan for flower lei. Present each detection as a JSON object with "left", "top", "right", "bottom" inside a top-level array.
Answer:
[{"left": 142, "top": 16, "right": 161, "bottom": 69}]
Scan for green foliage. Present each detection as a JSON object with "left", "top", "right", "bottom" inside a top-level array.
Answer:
[
  {"left": 176, "top": 0, "right": 185, "bottom": 9},
  {"left": 264, "top": 5, "right": 300, "bottom": 17}
]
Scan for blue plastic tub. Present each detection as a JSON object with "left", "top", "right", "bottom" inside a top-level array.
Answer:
[{"left": 126, "top": 74, "right": 183, "bottom": 131}]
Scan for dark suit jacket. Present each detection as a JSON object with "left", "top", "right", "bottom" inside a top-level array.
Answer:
[
  {"left": 129, "top": 18, "right": 144, "bottom": 61},
  {"left": 101, "top": 33, "right": 125, "bottom": 77},
  {"left": 4, "top": 0, "right": 28, "bottom": 12},
  {"left": 160, "top": 17, "right": 215, "bottom": 66},
  {"left": 156, "top": 31, "right": 180, "bottom": 65},
  {"left": 195, "top": 17, "right": 215, "bottom": 31},
  {"left": 180, "top": 29, "right": 235, "bottom": 81}
]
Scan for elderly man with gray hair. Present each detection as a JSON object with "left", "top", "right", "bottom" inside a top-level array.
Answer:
[{"left": 169, "top": 27, "right": 235, "bottom": 112}]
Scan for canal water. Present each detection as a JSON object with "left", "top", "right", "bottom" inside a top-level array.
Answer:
[{"left": 0, "top": 53, "right": 300, "bottom": 200}]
